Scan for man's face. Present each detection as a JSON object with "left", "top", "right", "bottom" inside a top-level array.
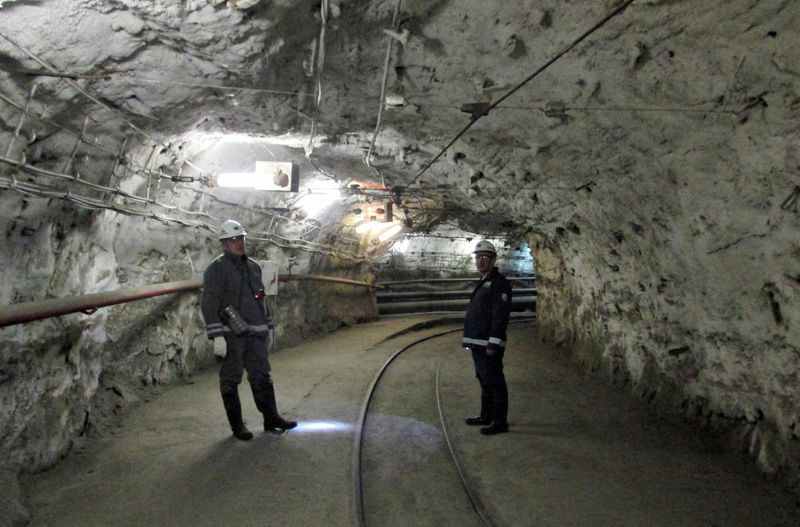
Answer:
[
  {"left": 223, "top": 235, "right": 246, "bottom": 256},
  {"left": 474, "top": 252, "right": 496, "bottom": 274}
]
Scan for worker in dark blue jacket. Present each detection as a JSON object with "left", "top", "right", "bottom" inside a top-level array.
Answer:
[
  {"left": 202, "top": 219, "right": 296, "bottom": 440},
  {"left": 462, "top": 240, "right": 512, "bottom": 435}
]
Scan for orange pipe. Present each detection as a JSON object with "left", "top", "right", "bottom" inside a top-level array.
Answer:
[
  {"left": 0, "top": 279, "right": 203, "bottom": 328},
  {"left": 0, "top": 274, "right": 376, "bottom": 328}
]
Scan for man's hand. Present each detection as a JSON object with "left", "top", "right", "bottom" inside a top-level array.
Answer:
[
  {"left": 212, "top": 338, "right": 227, "bottom": 359},
  {"left": 486, "top": 348, "right": 497, "bottom": 357}
]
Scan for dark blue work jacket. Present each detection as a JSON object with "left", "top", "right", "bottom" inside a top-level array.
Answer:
[{"left": 462, "top": 267, "right": 512, "bottom": 352}]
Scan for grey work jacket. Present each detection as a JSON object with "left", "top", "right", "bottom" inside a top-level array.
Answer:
[{"left": 201, "top": 252, "right": 272, "bottom": 339}]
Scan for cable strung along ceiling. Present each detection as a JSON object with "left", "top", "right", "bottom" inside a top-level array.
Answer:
[{"left": 0, "top": 0, "right": 797, "bottom": 253}]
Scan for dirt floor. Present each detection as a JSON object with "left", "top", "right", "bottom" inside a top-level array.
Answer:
[{"left": 21, "top": 317, "right": 800, "bottom": 526}]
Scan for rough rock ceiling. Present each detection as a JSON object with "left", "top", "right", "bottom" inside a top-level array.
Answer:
[{"left": 2, "top": 0, "right": 794, "bottom": 246}]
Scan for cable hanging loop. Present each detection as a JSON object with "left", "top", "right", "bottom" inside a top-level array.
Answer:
[
  {"left": 365, "top": 0, "right": 402, "bottom": 173},
  {"left": 4, "top": 83, "right": 38, "bottom": 159},
  {"left": 307, "top": 0, "right": 330, "bottom": 157}
]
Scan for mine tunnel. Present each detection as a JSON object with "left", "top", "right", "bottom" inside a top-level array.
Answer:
[{"left": 1, "top": 0, "right": 799, "bottom": 526}]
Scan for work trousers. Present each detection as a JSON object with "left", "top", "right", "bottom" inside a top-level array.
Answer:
[
  {"left": 471, "top": 346, "right": 508, "bottom": 424},
  {"left": 219, "top": 333, "right": 272, "bottom": 391}
]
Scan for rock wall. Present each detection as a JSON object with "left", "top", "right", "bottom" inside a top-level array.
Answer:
[
  {"left": 530, "top": 190, "right": 800, "bottom": 490},
  {"left": 399, "top": 0, "right": 800, "bottom": 492},
  {"left": 0, "top": 195, "right": 376, "bottom": 478},
  {"left": 0, "top": 202, "right": 204, "bottom": 472},
  {"left": 277, "top": 279, "right": 375, "bottom": 347}
]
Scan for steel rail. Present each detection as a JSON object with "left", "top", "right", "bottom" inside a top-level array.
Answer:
[
  {"left": 352, "top": 326, "right": 464, "bottom": 527},
  {"left": 434, "top": 319, "right": 538, "bottom": 527},
  {"left": 353, "top": 319, "right": 536, "bottom": 526},
  {"left": 0, "top": 274, "right": 376, "bottom": 328},
  {"left": 435, "top": 357, "right": 496, "bottom": 527}
]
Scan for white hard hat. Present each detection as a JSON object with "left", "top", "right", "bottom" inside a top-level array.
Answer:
[
  {"left": 218, "top": 219, "right": 247, "bottom": 240},
  {"left": 473, "top": 240, "right": 497, "bottom": 255}
]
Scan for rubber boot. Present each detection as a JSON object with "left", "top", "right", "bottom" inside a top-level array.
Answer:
[
  {"left": 480, "top": 383, "right": 509, "bottom": 435},
  {"left": 251, "top": 382, "right": 297, "bottom": 432},
  {"left": 465, "top": 385, "right": 493, "bottom": 426},
  {"left": 221, "top": 387, "right": 254, "bottom": 441}
]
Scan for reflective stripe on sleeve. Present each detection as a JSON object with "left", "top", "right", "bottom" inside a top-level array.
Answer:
[{"left": 462, "top": 337, "right": 489, "bottom": 347}]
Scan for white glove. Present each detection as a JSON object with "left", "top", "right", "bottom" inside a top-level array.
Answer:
[{"left": 212, "top": 338, "right": 227, "bottom": 359}]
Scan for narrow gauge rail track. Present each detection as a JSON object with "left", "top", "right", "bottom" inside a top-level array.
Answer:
[{"left": 352, "top": 319, "right": 535, "bottom": 527}]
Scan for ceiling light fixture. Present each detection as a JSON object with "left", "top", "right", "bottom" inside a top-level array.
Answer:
[
  {"left": 378, "top": 222, "right": 403, "bottom": 241},
  {"left": 295, "top": 179, "right": 341, "bottom": 218},
  {"left": 217, "top": 161, "right": 299, "bottom": 191},
  {"left": 355, "top": 221, "right": 381, "bottom": 234},
  {"left": 355, "top": 220, "right": 404, "bottom": 241},
  {"left": 384, "top": 94, "right": 407, "bottom": 110}
]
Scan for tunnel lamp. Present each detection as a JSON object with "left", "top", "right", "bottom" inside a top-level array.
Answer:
[
  {"left": 295, "top": 179, "right": 341, "bottom": 218},
  {"left": 355, "top": 221, "right": 380, "bottom": 234},
  {"left": 356, "top": 221, "right": 390, "bottom": 234},
  {"left": 355, "top": 220, "right": 403, "bottom": 239},
  {"left": 373, "top": 220, "right": 398, "bottom": 235},
  {"left": 217, "top": 161, "right": 299, "bottom": 192},
  {"left": 296, "top": 192, "right": 339, "bottom": 218},
  {"left": 216, "top": 172, "right": 254, "bottom": 187},
  {"left": 378, "top": 223, "right": 403, "bottom": 241},
  {"left": 385, "top": 94, "right": 407, "bottom": 110},
  {"left": 391, "top": 237, "right": 410, "bottom": 253}
]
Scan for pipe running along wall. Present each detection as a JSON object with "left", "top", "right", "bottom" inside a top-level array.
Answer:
[{"left": 0, "top": 274, "right": 376, "bottom": 328}]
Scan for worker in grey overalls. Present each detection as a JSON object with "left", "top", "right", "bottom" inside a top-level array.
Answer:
[{"left": 201, "top": 219, "right": 297, "bottom": 440}]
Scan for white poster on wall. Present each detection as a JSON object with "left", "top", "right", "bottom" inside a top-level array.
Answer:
[{"left": 256, "top": 260, "right": 280, "bottom": 296}]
